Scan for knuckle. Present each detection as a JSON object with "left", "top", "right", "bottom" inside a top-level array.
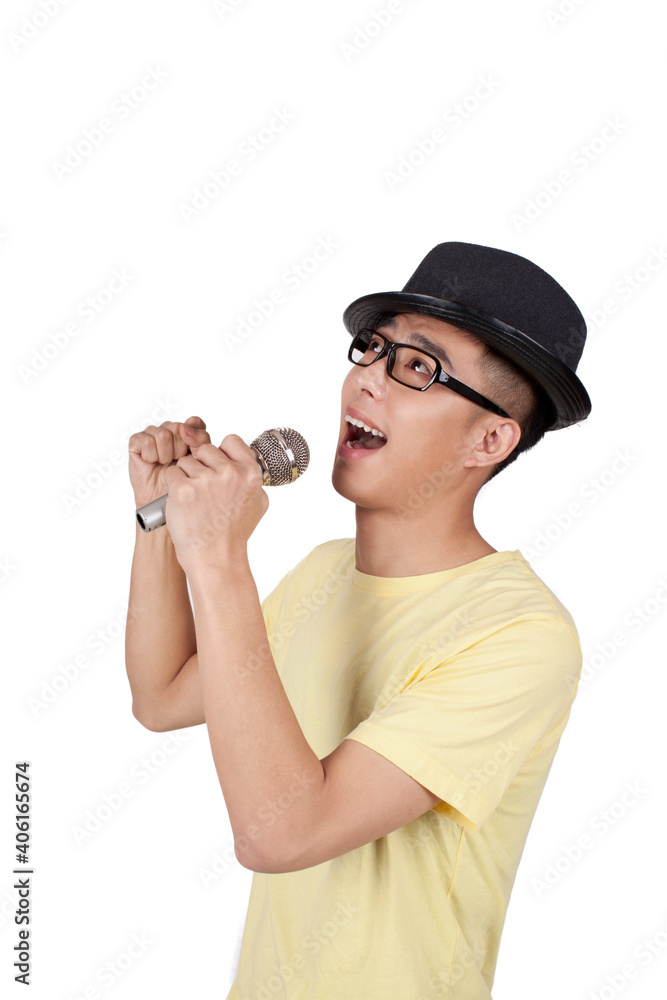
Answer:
[
  {"left": 171, "top": 477, "right": 193, "bottom": 496},
  {"left": 222, "top": 433, "right": 243, "bottom": 448},
  {"left": 242, "top": 463, "right": 260, "bottom": 486}
]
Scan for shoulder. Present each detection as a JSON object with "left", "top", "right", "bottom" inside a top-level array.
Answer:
[
  {"left": 510, "top": 550, "right": 580, "bottom": 643},
  {"left": 458, "top": 550, "right": 579, "bottom": 633},
  {"left": 289, "top": 537, "right": 355, "bottom": 581},
  {"left": 428, "top": 551, "right": 581, "bottom": 674},
  {"left": 262, "top": 538, "right": 354, "bottom": 603},
  {"left": 469, "top": 552, "right": 582, "bottom": 681}
]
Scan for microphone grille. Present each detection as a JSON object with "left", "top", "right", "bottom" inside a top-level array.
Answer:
[{"left": 250, "top": 427, "right": 310, "bottom": 486}]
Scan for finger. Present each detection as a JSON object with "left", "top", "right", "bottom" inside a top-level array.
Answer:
[
  {"left": 187, "top": 442, "right": 229, "bottom": 470},
  {"left": 128, "top": 428, "right": 161, "bottom": 465},
  {"left": 184, "top": 415, "right": 207, "bottom": 430},
  {"left": 167, "top": 421, "right": 198, "bottom": 461},
  {"left": 148, "top": 425, "right": 178, "bottom": 465},
  {"left": 128, "top": 429, "right": 151, "bottom": 457},
  {"left": 217, "top": 434, "right": 263, "bottom": 485},
  {"left": 217, "top": 433, "right": 256, "bottom": 464},
  {"left": 154, "top": 419, "right": 209, "bottom": 463},
  {"left": 178, "top": 417, "right": 211, "bottom": 453},
  {"left": 162, "top": 463, "right": 186, "bottom": 492},
  {"left": 175, "top": 453, "right": 206, "bottom": 477}
]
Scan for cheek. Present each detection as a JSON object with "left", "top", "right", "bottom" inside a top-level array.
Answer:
[
  {"left": 406, "top": 413, "right": 469, "bottom": 471},
  {"left": 340, "top": 367, "right": 358, "bottom": 402},
  {"left": 386, "top": 415, "right": 443, "bottom": 479}
]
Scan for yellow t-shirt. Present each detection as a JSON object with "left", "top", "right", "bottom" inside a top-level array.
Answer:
[{"left": 225, "top": 539, "right": 582, "bottom": 1000}]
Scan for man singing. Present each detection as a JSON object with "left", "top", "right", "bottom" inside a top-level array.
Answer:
[{"left": 125, "top": 241, "right": 591, "bottom": 998}]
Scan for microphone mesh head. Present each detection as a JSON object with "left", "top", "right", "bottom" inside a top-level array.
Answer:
[{"left": 249, "top": 427, "right": 310, "bottom": 486}]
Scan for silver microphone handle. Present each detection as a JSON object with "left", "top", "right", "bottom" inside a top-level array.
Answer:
[{"left": 135, "top": 493, "right": 169, "bottom": 532}]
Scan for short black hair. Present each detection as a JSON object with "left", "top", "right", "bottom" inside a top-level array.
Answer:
[{"left": 473, "top": 341, "right": 554, "bottom": 482}]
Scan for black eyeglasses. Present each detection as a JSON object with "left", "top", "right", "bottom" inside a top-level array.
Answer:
[{"left": 347, "top": 329, "right": 510, "bottom": 418}]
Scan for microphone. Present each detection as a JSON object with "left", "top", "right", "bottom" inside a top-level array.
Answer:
[{"left": 135, "top": 427, "right": 310, "bottom": 532}]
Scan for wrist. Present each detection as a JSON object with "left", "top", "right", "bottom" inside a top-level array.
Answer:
[
  {"left": 188, "top": 566, "right": 253, "bottom": 622},
  {"left": 185, "top": 544, "right": 251, "bottom": 590},
  {"left": 133, "top": 484, "right": 169, "bottom": 513}
]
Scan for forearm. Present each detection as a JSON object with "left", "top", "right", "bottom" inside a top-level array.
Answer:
[
  {"left": 188, "top": 551, "right": 324, "bottom": 870},
  {"left": 125, "top": 523, "right": 197, "bottom": 718}
]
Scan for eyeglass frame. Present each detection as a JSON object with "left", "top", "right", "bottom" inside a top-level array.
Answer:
[{"left": 347, "top": 329, "right": 511, "bottom": 419}]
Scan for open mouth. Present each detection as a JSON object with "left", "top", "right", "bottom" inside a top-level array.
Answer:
[{"left": 342, "top": 415, "right": 387, "bottom": 450}]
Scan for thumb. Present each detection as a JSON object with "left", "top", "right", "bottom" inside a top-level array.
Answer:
[
  {"left": 184, "top": 415, "right": 206, "bottom": 430},
  {"left": 179, "top": 416, "right": 209, "bottom": 445}
]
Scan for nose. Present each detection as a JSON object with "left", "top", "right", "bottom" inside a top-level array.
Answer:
[{"left": 349, "top": 353, "right": 390, "bottom": 400}]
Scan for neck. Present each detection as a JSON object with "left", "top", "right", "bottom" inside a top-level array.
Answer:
[{"left": 353, "top": 491, "right": 495, "bottom": 578}]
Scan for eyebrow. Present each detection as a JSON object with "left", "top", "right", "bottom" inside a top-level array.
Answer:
[{"left": 378, "top": 317, "right": 457, "bottom": 373}]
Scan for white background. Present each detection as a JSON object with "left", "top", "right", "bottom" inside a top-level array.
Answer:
[{"left": 2, "top": 0, "right": 665, "bottom": 997}]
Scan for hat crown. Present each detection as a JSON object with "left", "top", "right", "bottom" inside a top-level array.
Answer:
[{"left": 402, "top": 242, "right": 587, "bottom": 372}]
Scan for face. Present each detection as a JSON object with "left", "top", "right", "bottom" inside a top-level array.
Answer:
[{"left": 331, "top": 312, "right": 500, "bottom": 512}]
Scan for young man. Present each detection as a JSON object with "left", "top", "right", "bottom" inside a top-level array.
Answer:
[{"left": 125, "top": 242, "right": 591, "bottom": 999}]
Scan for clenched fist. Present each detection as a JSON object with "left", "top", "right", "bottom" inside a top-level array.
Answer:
[{"left": 128, "top": 416, "right": 211, "bottom": 509}]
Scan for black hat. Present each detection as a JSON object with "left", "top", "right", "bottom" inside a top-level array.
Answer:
[{"left": 342, "top": 241, "right": 591, "bottom": 430}]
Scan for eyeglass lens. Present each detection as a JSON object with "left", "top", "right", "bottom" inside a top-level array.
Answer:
[{"left": 350, "top": 331, "right": 437, "bottom": 389}]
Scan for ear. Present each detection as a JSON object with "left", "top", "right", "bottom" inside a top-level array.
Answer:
[{"left": 462, "top": 418, "right": 522, "bottom": 471}]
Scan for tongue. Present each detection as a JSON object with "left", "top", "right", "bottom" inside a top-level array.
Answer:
[{"left": 352, "top": 430, "right": 386, "bottom": 449}]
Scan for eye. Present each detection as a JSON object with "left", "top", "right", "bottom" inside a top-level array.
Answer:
[
  {"left": 367, "top": 334, "right": 384, "bottom": 353},
  {"left": 407, "top": 354, "right": 435, "bottom": 376}
]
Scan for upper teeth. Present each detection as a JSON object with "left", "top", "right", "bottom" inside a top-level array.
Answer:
[{"left": 345, "top": 415, "right": 386, "bottom": 438}]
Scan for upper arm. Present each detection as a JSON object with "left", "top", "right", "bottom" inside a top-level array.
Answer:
[
  {"left": 266, "top": 738, "right": 440, "bottom": 874},
  {"left": 132, "top": 652, "right": 206, "bottom": 732}
]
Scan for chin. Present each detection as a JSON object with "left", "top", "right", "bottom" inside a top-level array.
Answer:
[
  {"left": 331, "top": 463, "right": 355, "bottom": 502},
  {"left": 330, "top": 461, "right": 388, "bottom": 509}
]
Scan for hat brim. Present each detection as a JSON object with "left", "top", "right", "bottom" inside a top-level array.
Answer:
[{"left": 343, "top": 292, "right": 591, "bottom": 430}]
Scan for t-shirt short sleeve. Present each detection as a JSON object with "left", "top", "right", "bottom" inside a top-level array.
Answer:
[{"left": 344, "top": 616, "right": 581, "bottom": 830}]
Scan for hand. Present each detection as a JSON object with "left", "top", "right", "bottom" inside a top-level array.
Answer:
[
  {"left": 128, "top": 416, "right": 211, "bottom": 509},
  {"left": 161, "top": 433, "right": 269, "bottom": 573}
]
